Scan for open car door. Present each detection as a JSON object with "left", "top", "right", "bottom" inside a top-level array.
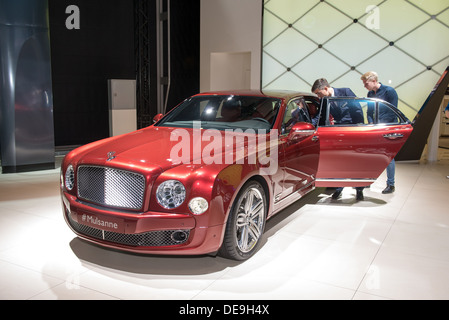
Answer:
[{"left": 315, "top": 97, "right": 413, "bottom": 188}]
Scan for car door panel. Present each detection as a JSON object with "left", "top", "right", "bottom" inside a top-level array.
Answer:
[
  {"left": 315, "top": 124, "right": 413, "bottom": 187},
  {"left": 315, "top": 97, "right": 413, "bottom": 187}
]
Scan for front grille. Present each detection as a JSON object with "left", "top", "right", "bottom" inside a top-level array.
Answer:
[
  {"left": 66, "top": 210, "right": 190, "bottom": 247},
  {"left": 77, "top": 166, "right": 145, "bottom": 210}
]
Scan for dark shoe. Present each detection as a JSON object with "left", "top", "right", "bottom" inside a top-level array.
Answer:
[
  {"left": 332, "top": 190, "right": 342, "bottom": 199},
  {"left": 356, "top": 190, "right": 364, "bottom": 201},
  {"left": 382, "top": 185, "right": 395, "bottom": 194}
]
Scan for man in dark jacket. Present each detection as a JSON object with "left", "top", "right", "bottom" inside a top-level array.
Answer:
[
  {"left": 312, "top": 78, "right": 356, "bottom": 99},
  {"left": 312, "top": 78, "right": 364, "bottom": 125},
  {"left": 311, "top": 78, "right": 365, "bottom": 200}
]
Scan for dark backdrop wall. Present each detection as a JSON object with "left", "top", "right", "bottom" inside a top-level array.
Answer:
[
  {"left": 49, "top": 0, "right": 200, "bottom": 147},
  {"left": 135, "top": 0, "right": 200, "bottom": 129},
  {"left": 49, "top": 0, "right": 135, "bottom": 146},
  {"left": 166, "top": 0, "right": 200, "bottom": 112}
]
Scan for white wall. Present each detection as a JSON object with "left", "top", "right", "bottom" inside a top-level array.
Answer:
[
  {"left": 200, "top": 0, "right": 263, "bottom": 92},
  {"left": 210, "top": 51, "right": 251, "bottom": 90}
]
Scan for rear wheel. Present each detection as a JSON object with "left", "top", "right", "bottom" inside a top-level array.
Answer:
[{"left": 219, "top": 180, "right": 267, "bottom": 261}]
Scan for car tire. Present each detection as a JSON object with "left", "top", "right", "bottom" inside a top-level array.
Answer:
[{"left": 218, "top": 180, "right": 267, "bottom": 261}]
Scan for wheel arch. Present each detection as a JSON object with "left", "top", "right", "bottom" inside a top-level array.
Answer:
[
  {"left": 217, "top": 174, "right": 271, "bottom": 260},
  {"left": 222, "top": 174, "right": 271, "bottom": 226}
]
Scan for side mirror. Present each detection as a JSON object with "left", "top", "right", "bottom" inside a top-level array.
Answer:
[
  {"left": 287, "top": 122, "right": 315, "bottom": 141},
  {"left": 153, "top": 113, "right": 164, "bottom": 123}
]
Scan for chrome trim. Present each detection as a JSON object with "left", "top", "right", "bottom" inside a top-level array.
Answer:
[
  {"left": 383, "top": 133, "right": 404, "bottom": 140},
  {"left": 106, "top": 151, "right": 116, "bottom": 161},
  {"left": 77, "top": 165, "right": 146, "bottom": 210},
  {"left": 316, "top": 178, "right": 376, "bottom": 183},
  {"left": 75, "top": 199, "right": 144, "bottom": 215},
  {"left": 293, "top": 129, "right": 315, "bottom": 134},
  {"left": 274, "top": 180, "right": 315, "bottom": 205},
  {"left": 66, "top": 209, "right": 190, "bottom": 247}
]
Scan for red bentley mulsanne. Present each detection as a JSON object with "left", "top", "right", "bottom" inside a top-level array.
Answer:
[{"left": 60, "top": 90, "right": 412, "bottom": 260}]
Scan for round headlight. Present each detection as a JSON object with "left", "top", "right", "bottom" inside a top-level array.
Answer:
[
  {"left": 65, "top": 164, "right": 75, "bottom": 191},
  {"left": 156, "top": 180, "right": 186, "bottom": 209},
  {"left": 188, "top": 197, "right": 209, "bottom": 215}
]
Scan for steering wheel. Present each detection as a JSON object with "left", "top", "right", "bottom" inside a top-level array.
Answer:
[{"left": 252, "top": 117, "right": 270, "bottom": 125}]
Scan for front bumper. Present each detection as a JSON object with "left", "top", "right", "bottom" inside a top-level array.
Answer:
[{"left": 62, "top": 192, "right": 224, "bottom": 256}]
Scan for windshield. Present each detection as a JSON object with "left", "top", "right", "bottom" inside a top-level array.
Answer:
[{"left": 156, "top": 95, "right": 281, "bottom": 131}]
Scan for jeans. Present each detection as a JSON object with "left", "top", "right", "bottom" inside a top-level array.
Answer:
[{"left": 386, "top": 159, "right": 395, "bottom": 186}]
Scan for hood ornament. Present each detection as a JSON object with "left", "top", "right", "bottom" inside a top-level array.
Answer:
[{"left": 107, "top": 151, "right": 116, "bottom": 161}]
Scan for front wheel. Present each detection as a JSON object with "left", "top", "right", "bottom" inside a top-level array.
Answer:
[{"left": 218, "top": 180, "right": 267, "bottom": 261}]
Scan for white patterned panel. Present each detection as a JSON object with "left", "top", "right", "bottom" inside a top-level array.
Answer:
[
  {"left": 264, "top": 27, "right": 317, "bottom": 67},
  {"left": 264, "top": 0, "right": 318, "bottom": 24},
  {"left": 291, "top": 49, "right": 349, "bottom": 89},
  {"left": 359, "top": 0, "right": 429, "bottom": 41},
  {"left": 331, "top": 70, "right": 366, "bottom": 98},
  {"left": 263, "top": 9, "right": 291, "bottom": 45},
  {"left": 408, "top": 0, "right": 449, "bottom": 14},
  {"left": 326, "top": 0, "right": 384, "bottom": 19},
  {"left": 262, "top": 0, "right": 449, "bottom": 120},
  {"left": 266, "top": 68, "right": 311, "bottom": 91},
  {"left": 434, "top": 57, "right": 449, "bottom": 75},
  {"left": 396, "top": 70, "right": 441, "bottom": 113},
  {"left": 396, "top": 20, "right": 449, "bottom": 66},
  {"left": 325, "top": 23, "right": 387, "bottom": 66},
  {"left": 438, "top": 6, "right": 449, "bottom": 27},
  {"left": 357, "top": 46, "right": 424, "bottom": 87},
  {"left": 292, "top": 2, "right": 350, "bottom": 44},
  {"left": 262, "top": 52, "right": 288, "bottom": 87}
]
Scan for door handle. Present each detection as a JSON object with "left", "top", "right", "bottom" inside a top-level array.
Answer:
[{"left": 383, "top": 133, "right": 404, "bottom": 140}]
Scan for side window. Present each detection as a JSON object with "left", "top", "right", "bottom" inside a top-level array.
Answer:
[
  {"left": 297, "top": 99, "right": 311, "bottom": 123},
  {"left": 319, "top": 98, "right": 408, "bottom": 126},
  {"left": 304, "top": 97, "right": 320, "bottom": 126},
  {"left": 281, "top": 98, "right": 310, "bottom": 134},
  {"left": 324, "top": 98, "right": 365, "bottom": 126},
  {"left": 378, "top": 102, "right": 401, "bottom": 124},
  {"left": 363, "top": 100, "right": 376, "bottom": 124},
  {"left": 317, "top": 98, "right": 329, "bottom": 126}
]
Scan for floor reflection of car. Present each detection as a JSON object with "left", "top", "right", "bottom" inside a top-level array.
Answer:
[{"left": 60, "top": 90, "right": 413, "bottom": 260}]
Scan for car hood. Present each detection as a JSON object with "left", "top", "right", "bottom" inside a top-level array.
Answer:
[{"left": 69, "top": 126, "right": 269, "bottom": 174}]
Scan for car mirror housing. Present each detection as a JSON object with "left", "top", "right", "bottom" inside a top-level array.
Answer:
[
  {"left": 153, "top": 113, "right": 164, "bottom": 123},
  {"left": 287, "top": 122, "right": 315, "bottom": 142}
]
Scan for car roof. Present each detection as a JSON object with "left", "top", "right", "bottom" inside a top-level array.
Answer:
[{"left": 194, "top": 89, "right": 317, "bottom": 100}]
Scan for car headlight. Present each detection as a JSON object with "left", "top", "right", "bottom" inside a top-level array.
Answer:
[
  {"left": 65, "top": 164, "right": 75, "bottom": 191},
  {"left": 156, "top": 180, "right": 186, "bottom": 209},
  {"left": 188, "top": 197, "right": 209, "bottom": 215}
]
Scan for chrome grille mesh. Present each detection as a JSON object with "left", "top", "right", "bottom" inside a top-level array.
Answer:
[
  {"left": 66, "top": 210, "right": 190, "bottom": 247},
  {"left": 77, "top": 166, "right": 145, "bottom": 209}
]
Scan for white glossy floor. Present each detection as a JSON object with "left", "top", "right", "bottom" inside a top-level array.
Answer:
[{"left": 1, "top": 151, "right": 448, "bottom": 300}]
